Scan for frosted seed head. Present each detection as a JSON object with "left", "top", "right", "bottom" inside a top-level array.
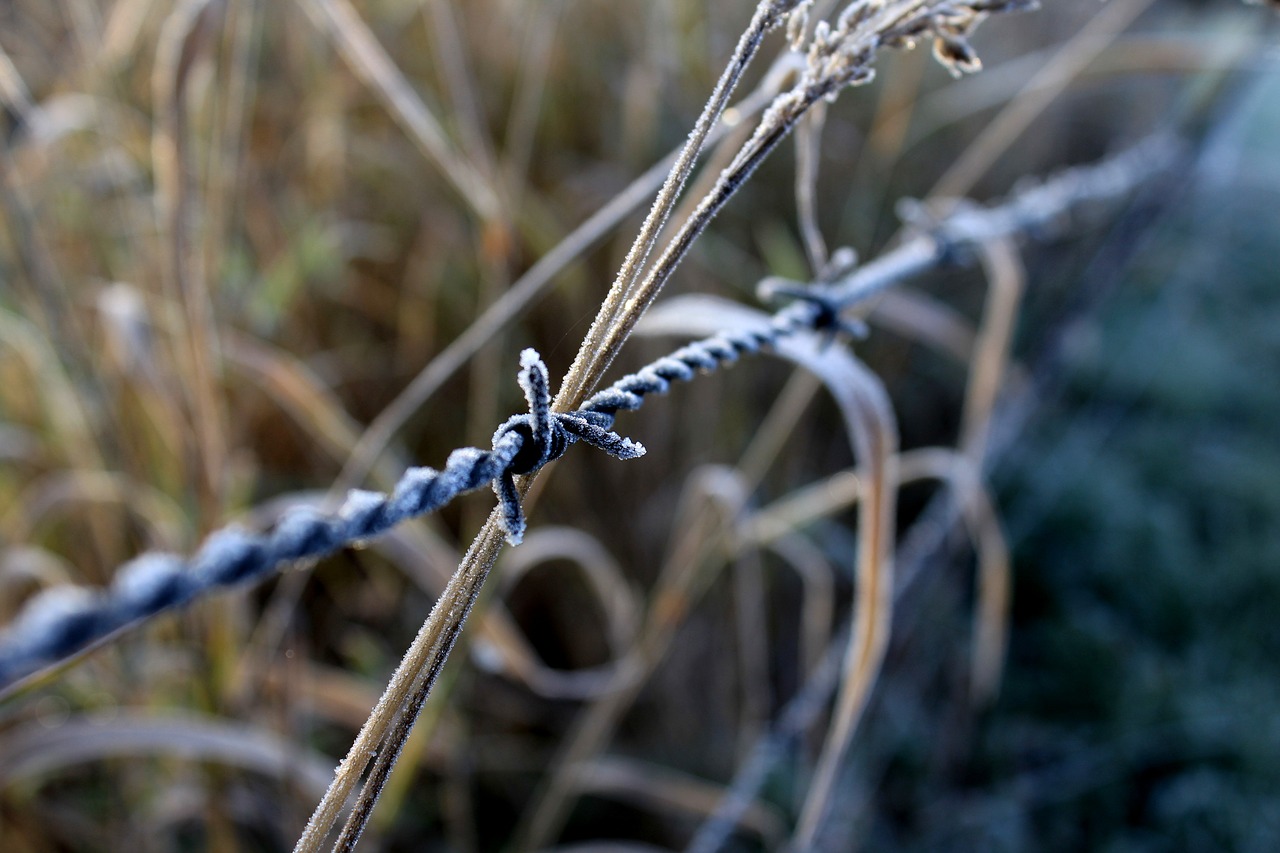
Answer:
[{"left": 785, "top": 0, "right": 814, "bottom": 49}]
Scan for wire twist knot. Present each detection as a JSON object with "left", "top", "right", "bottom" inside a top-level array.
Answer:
[
  {"left": 491, "top": 350, "right": 646, "bottom": 545},
  {"left": 757, "top": 276, "right": 869, "bottom": 342}
]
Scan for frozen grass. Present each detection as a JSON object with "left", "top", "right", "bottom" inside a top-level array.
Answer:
[{"left": 0, "top": 1, "right": 1277, "bottom": 851}]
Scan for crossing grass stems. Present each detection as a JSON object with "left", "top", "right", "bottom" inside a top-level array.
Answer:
[
  {"left": 300, "top": 3, "right": 1042, "bottom": 850},
  {"left": 0, "top": 0, "right": 1263, "bottom": 850}
]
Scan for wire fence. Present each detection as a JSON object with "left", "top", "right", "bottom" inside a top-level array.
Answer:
[{"left": 0, "top": 133, "right": 1177, "bottom": 695}]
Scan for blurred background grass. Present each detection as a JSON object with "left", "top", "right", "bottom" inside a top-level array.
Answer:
[
  {"left": 842, "top": 64, "right": 1280, "bottom": 851},
  {"left": 0, "top": 1, "right": 1278, "bottom": 851}
]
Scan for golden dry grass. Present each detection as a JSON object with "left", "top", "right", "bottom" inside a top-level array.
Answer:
[{"left": 0, "top": 1, "right": 1276, "bottom": 851}]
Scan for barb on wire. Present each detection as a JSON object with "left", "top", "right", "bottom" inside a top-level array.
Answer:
[
  {"left": 0, "top": 349, "right": 643, "bottom": 690},
  {"left": 0, "top": 134, "right": 1179, "bottom": 693},
  {"left": 758, "top": 246, "right": 872, "bottom": 342},
  {"left": 0, "top": 304, "right": 824, "bottom": 693}
]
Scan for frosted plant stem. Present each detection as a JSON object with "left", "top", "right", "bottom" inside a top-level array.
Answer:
[
  {"left": 554, "top": 1, "right": 797, "bottom": 411},
  {"left": 580, "top": 84, "right": 829, "bottom": 399},
  {"left": 330, "top": 73, "right": 792, "bottom": 495},
  {"left": 291, "top": 511, "right": 507, "bottom": 853},
  {"left": 795, "top": 102, "right": 830, "bottom": 273},
  {"left": 299, "top": 8, "right": 790, "bottom": 841},
  {"left": 305, "top": 8, "right": 800, "bottom": 843},
  {"left": 330, "top": 513, "right": 508, "bottom": 853}
]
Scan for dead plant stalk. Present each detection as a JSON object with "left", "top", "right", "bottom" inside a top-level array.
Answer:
[{"left": 294, "top": 2, "right": 1026, "bottom": 850}]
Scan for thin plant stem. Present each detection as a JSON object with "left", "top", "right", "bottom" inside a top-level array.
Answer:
[
  {"left": 553, "top": 1, "right": 797, "bottom": 412},
  {"left": 330, "top": 74, "right": 791, "bottom": 495},
  {"left": 960, "top": 239, "right": 1025, "bottom": 464},
  {"left": 790, "top": 363, "right": 897, "bottom": 852},
  {"left": 737, "top": 368, "right": 824, "bottom": 490},
  {"left": 294, "top": 4, "right": 1050, "bottom": 848},
  {"left": 576, "top": 83, "right": 828, "bottom": 400},
  {"left": 153, "top": 0, "right": 229, "bottom": 527},
  {"left": 929, "top": 0, "right": 1158, "bottom": 200},
  {"left": 795, "top": 102, "right": 830, "bottom": 274},
  {"left": 295, "top": 0, "right": 502, "bottom": 222},
  {"left": 292, "top": 512, "right": 508, "bottom": 853}
]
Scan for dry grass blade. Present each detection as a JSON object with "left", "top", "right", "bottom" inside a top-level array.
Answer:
[
  {"left": 152, "top": 0, "right": 229, "bottom": 525},
  {"left": 868, "top": 288, "right": 977, "bottom": 364},
  {"left": 636, "top": 295, "right": 900, "bottom": 851},
  {"left": 960, "top": 469, "right": 1010, "bottom": 704},
  {"left": 330, "top": 66, "right": 791, "bottom": 494},
  {"left": 491, "top": 527, "right": 641, "bottom": 700},
  {"left": 203, "top": 0, "right": 261, "bottom": 296},
  {"left": 795, "top": 103, "right": 831, "bottom": 273},
  {"left": 896, "top": 448, "right": 1011, "bottom": 706},
  {"left": 223, "top": 333, "right": 368, "bottom": 467},
  {"left": 737, "top": 369, "right": 827, "bottom": 489},
  {"left": 0, "top": 711, "right": 337, "bottom": 802},
  {"left": 961, "top": 238, "right": 1026, "bottom": 461},
  {"left": 99, "top": 0, "right": 157, "bottom": 67},
  {"left": 295, "top": 0, "right": 501, "bottom": 222},
  {"left": 0, "top": 41, "right": 35, "bottom": 120},
  {"left": 783, "top": 353, "right": 897, "bottom": 853},
  {"left": 571, "top": 756, "right": 786, "bottom": 847},
  {"left": 734, "top": 543, "right": 773, "bottom": 756},
  {"left": 929, "top": 0, "right": 1159, "bottom": 200},
  {"left": 510, "top": 466, "right": 748, "bottom": 852},
  {"left": 738, "top": 468, "right": 862, "bottom": 548}
]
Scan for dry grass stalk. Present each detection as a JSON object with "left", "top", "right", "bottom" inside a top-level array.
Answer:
[
  {"left": 2, "top": 0, "right": 1237, "bottom": 848},
  {"left": 296, "top": 0, "right": 502, "bottom": 222},
  {"left": 153, "top": 0, "right": 230, "bottom": 525},
  {"left": 298, "top": 3, "right": 1026, "bottom": 849}
]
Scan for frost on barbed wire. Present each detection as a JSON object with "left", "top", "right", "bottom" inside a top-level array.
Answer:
[
  {"left": 586, "top": 0, "right": 1040, "bottom": 392},
  {"left": 0, "top": 350, "right": 644, "bottom": 689},
  {"left": 0, "top": 134, "right": 1176, "bottom": 693}
]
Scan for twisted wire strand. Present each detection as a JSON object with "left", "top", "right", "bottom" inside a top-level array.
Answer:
[
  {"left": 0, "top": 311, "right": 827, "bottom": 689},
  {"left": 0, "top": 349, "right": 650, "bottom": 689},
  {"left": 0, "top": 136, "right": 1177, "bottom": 691}
]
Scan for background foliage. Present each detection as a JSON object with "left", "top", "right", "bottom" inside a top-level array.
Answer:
[{"left": 0, "top": 1, "right": 1277, "bottom": 851}]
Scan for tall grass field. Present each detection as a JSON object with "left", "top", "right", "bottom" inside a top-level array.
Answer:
[{"left": 1, "top": 1, "right": 1278, "bottom": 851}]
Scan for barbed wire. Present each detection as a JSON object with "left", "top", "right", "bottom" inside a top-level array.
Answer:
[{"left": 0, "top": 135, "right": 1178, "bottom": 693}]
